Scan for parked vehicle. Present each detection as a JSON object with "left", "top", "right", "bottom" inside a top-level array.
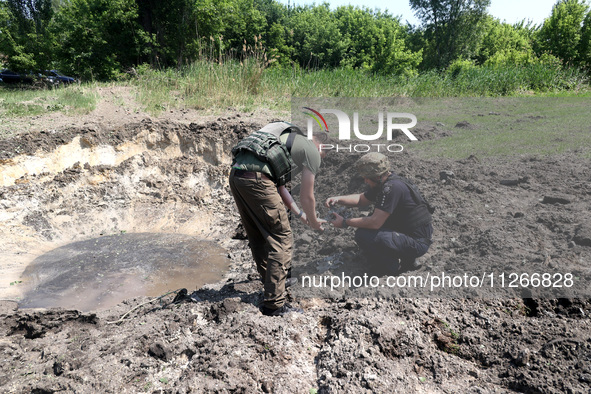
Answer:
[
  {"left": 44, "top": 70, "right": 77, "bottom": 85},
  {"left": 0, "top": 69, "right": 33, "bottom": 84}
]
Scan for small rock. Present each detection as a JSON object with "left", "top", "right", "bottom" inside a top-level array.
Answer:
[
  {"left": 299, "top": 233, "right": 313, "bottom": 244},
  {"left": 439, "top": 171, "right": 455, "bottom": 181},
  {"left": 53, "top": 361, "right": 64, "bottom": 376},
  {"left": 455, "top": 121, "right": 476, "bottom": 129},
  {"left": 148, "top": 343, "right": 171, "bottom": 361},
  {"left": 573, "top": 223, "right": 591, "bottom": 247},
  {"left": 261, "top": 381, "right": 274, "bottom": 393},
  {"left": 514, "top": 348, "right": 530, "bottom": 366},
  {"left": 500, "top": 176, "right": 529, "bottom": 186},
  {"left": 0, "top": 300, "right": 18, "bottom": 313},
  {"left": 541, "top": 196, "right": 571, "bottom": 205}
]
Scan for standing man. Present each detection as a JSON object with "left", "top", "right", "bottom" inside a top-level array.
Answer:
[
  {"left": 229, "top": 121, "right": 326, "bottom": 316},
  {"left": 326, "top": 152, "right": 433, "bottom": 274}
]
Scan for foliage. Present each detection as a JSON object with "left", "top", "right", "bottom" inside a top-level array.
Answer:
[
  {"left": 222, "top": 0, "right": 267, "bottom": 52},
  {"left": 537, "top": 0, "right": 590, "bottom": 65},
  {"left": 0, "top": 0, "right": 54, "bottom": 71},
  {"left": 581, "top": 11, "right": 591, "bottom": 68},
  {"left": 477, "top": 17, "right": 538, "bottom": 66},
  {"left": 136, "top": 0, "right": 199, "bottom": 68},
  {"left": 335, "top": 6, "right": 421, "bottom": 76},
  {"left": 409, "top": 0, "right": 491, "bottom": 68},
  {"left": 285, "top": 4, "right": 348, "bottom": 69},
  {"left": 371, "top": 16, "right": 422, "bottom": 76},
  {"left": 51, "top": 0, "right": 147, "bottom": 80},
  {"left": 0, "top": 0, "right": 589, "bottom": 90}
]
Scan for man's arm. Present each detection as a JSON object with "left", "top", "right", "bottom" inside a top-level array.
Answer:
[
  {"left": 278, "top": 185, "right": 308, "bottom": 224},
  {"left": 330, "top": 208, "right": 390, "bottom": 230},
  {"left": 325, "top": 193, "right": 371, "bottom": 208},
  {"left": 299, "top": 167, "right": 324, "bottom": 230}
]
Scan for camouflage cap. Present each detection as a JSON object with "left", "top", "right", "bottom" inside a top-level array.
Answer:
[{"left": 354, "top": 152, "right": 390, "bottom": 179}]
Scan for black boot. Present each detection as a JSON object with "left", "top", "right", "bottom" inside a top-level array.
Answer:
[
  {"left": 260, "top": 303, "right": 303, "bottom": 316},
  {"left": 398, "top": 258, "right": 422, "bottom": 274}
]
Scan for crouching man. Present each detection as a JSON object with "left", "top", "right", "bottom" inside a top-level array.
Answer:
[{"left": 326, "top": 152, "right": 433, "bottom": 274}]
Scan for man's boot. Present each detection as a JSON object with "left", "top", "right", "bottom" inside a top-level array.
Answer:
[{"left": 398, "top": 257, "right": 422, "bottom": 274}]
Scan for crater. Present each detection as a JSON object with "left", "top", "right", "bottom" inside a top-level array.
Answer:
[{"left": 0, "top": 118, "right": 260, "bottom": 308}]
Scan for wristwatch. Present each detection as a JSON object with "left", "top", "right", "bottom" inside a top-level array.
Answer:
[
  {"left": 342, "top": 218, "right": 349, "bottom": 228},
  {"left": 295, "top": 210, "right": 304, "bottom": 218}
]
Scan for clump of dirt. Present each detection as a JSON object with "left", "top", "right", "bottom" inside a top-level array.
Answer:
[{"left": 0, "top": 116, "right": 590, "bottom": 393}]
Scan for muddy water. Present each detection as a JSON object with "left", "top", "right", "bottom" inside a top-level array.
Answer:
[{"left": 18, "top": 233, "right": 229, "bottom": 311}]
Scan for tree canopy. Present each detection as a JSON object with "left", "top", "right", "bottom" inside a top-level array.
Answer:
[{"left": 0, "top": 0, "right": 589, "bottom": 81}]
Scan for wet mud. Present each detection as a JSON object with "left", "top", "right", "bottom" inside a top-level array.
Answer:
[{"left": 19, "top": 233, "right": 229, "bottom": 311}]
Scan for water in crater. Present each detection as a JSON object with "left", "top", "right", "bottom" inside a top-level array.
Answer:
[{"left": 18, "top": 233, "right": 230, "bottom": 311}]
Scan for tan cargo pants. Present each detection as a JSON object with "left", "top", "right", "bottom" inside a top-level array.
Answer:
[{"left": 229, "top": 169, "right": 292, "bottom": 309}]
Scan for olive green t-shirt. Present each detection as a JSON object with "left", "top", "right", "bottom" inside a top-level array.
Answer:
[{"left": 233, "top": 132, "right": 321, "bottom": 179}]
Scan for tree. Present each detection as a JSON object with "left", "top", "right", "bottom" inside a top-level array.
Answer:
[
  {"left": 335, "top": 5, "right": 382, "bottom": 69},
  {"left": 136, "top": 0, "right": 200, "bottom": 67},
  {"left": 537, "top": 0, "right": 590, "bottom": 65},
  {"left": 51, "top": 0, "right": 146, "bottom": 80},
  {"left": 371, "top": 13, "right": 422, "bottom": 75},
  {"left": 221, "top": 0, "right": 267, "bottom": 51},
  {"left": 477, "top": 17, "right": 538, "bottom": 66},
  {"left": 409, "top": 0, "right": 491, "bottom": 68},
  {"left": 286, "top": 4, "right": 349, "bottom": 68},
  {"left": 0, "top": 0, "right": 55, "bottom": 71},
  {"left": 580, "top": 10, "right": 591, "bottom": 68}
]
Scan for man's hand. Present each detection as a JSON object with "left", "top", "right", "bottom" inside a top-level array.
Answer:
[
  {"left": 309, "top": 218, "right": 326, "bottom": 232},
  {"left": 328, "top": 213, "right": 347, "bottom": 229},
  {"left": 325, "top": 197, "right": 340, "bottom": 208}
]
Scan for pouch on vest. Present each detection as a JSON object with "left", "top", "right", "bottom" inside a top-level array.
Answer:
[{"left": 231, "top": 122, "right": 304, "bottom": 186}]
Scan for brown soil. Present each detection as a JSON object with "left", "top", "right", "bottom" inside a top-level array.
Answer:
[{"left": 0, "top": 93, "right": 590, "bottom": 393}]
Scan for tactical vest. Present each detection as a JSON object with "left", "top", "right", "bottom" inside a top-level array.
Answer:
[
  {"left": 231, "top": 122, "right": 304, "bottom": 186},
  {"left": 389, "top": 174, "right": 435, "bottom": 232}
]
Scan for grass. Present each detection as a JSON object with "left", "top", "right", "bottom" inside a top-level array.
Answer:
[
  {"left": 290, "top": 95, "right": 591, "bottom": 159},
  {"left": 408, "top": 97, "right": 591, "bottom": 159},
  {"left": 2, "top": 62, "right": 588, "bottom": 119},
  {"left": 1, "top": 60, "right": 590, "bottom": 159},
  {"left": 0, "top": 84, "right": 98, "bottom": 118},
  {"left": 129, "top": 61, "right": 590, "bottom": 116}
]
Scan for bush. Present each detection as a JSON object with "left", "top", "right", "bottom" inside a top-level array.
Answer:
[{"left": 446, "top": 59, "right": 477, "bottom": 79}]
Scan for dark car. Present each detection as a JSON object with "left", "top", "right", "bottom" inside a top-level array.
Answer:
[
  {"left": 0, "top": 69, "right": 33, "bottom": 84},
  {"left": 44, "top": 70, "right": 76, "bottom": 85}
]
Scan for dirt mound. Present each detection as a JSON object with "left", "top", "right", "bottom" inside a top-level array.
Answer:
[{"left": 1, "top": 118, "right": 590, "bottom": 392}]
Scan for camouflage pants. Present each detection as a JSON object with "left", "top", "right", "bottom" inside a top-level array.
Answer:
[{"left": 229, "top": 169, "right": 292, "bottom": 309}]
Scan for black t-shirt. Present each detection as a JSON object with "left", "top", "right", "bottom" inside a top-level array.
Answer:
[{"left": 364, "top": 174, "right": 433, "bottom": 240}]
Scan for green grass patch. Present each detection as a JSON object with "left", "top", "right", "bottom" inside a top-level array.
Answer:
[
  {"left": 0, "top": 85, "right": 97, "bottom": 118},
  {"left": 291, "top": 96, "right": 590, "bottom": 159},
  {"left": 409, "top": 97, "right": 591, "bottom": 158},
  {"left": 131, "top": 61, "right": 590, "bottom": 116},
  {"left": 1, "top": 61, "right": 590, "bottom": 159}
]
